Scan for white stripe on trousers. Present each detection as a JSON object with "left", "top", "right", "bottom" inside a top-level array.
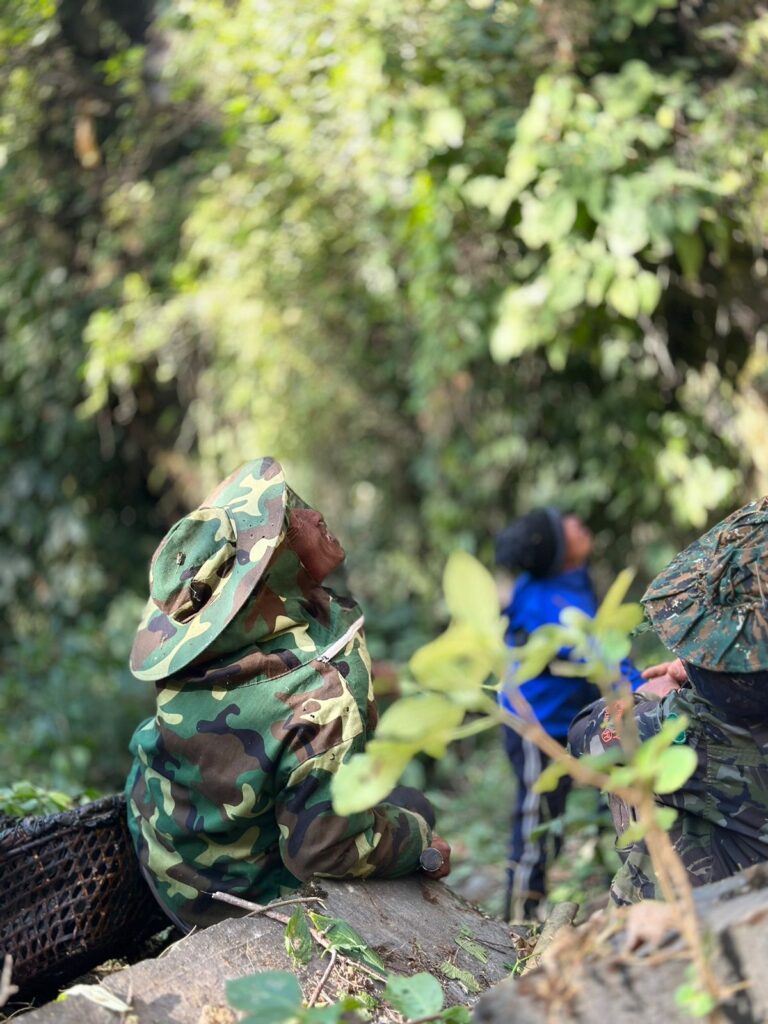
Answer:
[{"left": 512, "top": 737, "right": 543, "bottom": 915}]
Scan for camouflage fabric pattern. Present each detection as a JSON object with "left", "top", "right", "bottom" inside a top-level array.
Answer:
[
  {"left": 568, "top": 688, "right": 768, "bottom": 904},
  {"left": 126, "top": 523, "right": 431, "bottom": 931},
  {"left": 130, "top": 458, "right": 288, "bottom": 682},
  {"left": 641, "top": 496, "right": 768, "bottom": 673}
]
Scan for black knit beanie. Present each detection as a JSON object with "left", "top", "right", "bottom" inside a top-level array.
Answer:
[{"left": 495, "top": 507, "right": 565, "bottom": 579}]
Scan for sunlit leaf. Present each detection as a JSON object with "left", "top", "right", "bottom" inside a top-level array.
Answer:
[
  {"left": 377, "top": 693, "right": 465, "bottom": 757},
  {"left": 533, "top": 760, "right": 570, "bottom": 793},
  {"left": 616, "top": 819, "right": 647, "bottom": 848},
  {"left": 384, "top": 972, "right": 444, "bottom": 1018},
  {"left": 654, "top": 746, "right": 697, "bottom": 794},
  {"left": 331, "top": 742, "right": 418, "bottom": 815},
  {"left": 443, "top": 550, "right": 503, "bottom": 631}
]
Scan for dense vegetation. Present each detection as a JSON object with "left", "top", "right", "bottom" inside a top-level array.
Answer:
[{"left": 3, "top": 0, "right": 768, "bottom": 796}]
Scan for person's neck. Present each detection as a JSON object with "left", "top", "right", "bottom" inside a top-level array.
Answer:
[{"left": 559, "top": 557, "right": 588, "bottom": 574}]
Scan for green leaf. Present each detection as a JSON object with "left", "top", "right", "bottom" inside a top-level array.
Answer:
[
  {"left": 285, "top": 907, "right": 313, "bottom": 966},
  {"left": 559, "top": 607, "right": 593, "bottom": 632},
  {"left": 410, "top": 623, "right": 506, "bottom": 702},
  {"left": 597, "top": 629, "right": 631, "bottom": 663},
  {"left": 636, "top": 270, "right": 662, "bottom": 314},
  {"left": 443, "top": 550, "right": 502, "bottom": 630},
  {"left": 442, "top": 1007, "right": 473, "bottom": 1023},
  {"left": 455, "top": 928, "right": 489, "bottom": 964},
  {"left": 595, "top": 570, "right": 636, "bottom": 629},
  {"left": 654, "top": 746, "right": 697, "bottom": 794},
  {"left": 518, "top": 192, "right": 577, "bottom": 249},
  {"left": 376, "top": 693, "right": 465, "bottom": 758},
  {"left": 384, "top": 972, "right": 444, "bottom": 1018},
  {"left": 674, "top": 232, "right": 705, "bottom": 279},
  {"left": 306, "top": 914, "right": 386, "bottom": 975},
  {"left": 607, "top": 277, "right": 640, "bottom": 319},
  {"left": 438, "top": 961, "right": 481, "bottom": 994},
  {"left": 331, "top": 742, "right": 418, "bottom": 815},
  {"left": 616, "top": 819, "right": 647, "bottom": 848},
  {"left": 655, "top": 806, "right": 678, "bottom": 831},
  {"left": 533, "top": 760, "right": 570, "bottom": 794},
  {"left": 674, "top": 981, "right": 717, "bottom": 1017},
  {"left": 226, "top": 972, "right": 302, "bottom": 1023}
]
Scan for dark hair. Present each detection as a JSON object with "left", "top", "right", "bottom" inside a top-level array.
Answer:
[{"left": 495, "top": 507, "right": 565, "bottom": 579}]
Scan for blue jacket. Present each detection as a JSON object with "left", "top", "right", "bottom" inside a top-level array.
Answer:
[{"left": 498, "top": 566, "right": 644, "bottom": 741}]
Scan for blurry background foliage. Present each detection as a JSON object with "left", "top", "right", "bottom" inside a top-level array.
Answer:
[{"left": 2, "top": 0, "right": 768, "bottom": 796}]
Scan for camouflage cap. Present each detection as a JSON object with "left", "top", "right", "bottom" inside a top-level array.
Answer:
[
  {"left": 641, "top": 496, "right": 768, "bottom": 672},
  {"left": 130, "top": 457, "right": 287, "bottom": 681}
]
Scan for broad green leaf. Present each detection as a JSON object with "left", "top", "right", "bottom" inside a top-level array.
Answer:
[
  {"left": 331, "top": 742, "right": 417, "bottom": 815},
  {"left": 306, "top": 913, "right": 386, "bottom": 974},
  {"left": 410, "top": 623, "right": 506, "bottom": 700},
  {"left": 655, "top": 806, "right": 678, "bottom": 831},
  {"left": 595, "top": 603, "right": 644, "bottom": 635},
  {"left": 607, "top": 277, "right": 640, "bottom": 318},
  {"left": 443, "top": 550, "right": 502, "bottom": 630},
  {"left": 636, "top": 270, "right": 661, "bottom": 314},
  {"left": 226, "top": 972, "right": 302, "bottom": 1021},
  {"left": 384, "top": 972, "right": 444, "bottom": 1018},
  {"left": 597, "top": 629, "right": 631, "bottom": 663},
  {"left": 518, "top": 191, "right": 577, "bottom": 249},
  {"left": 654, "top": 746, "right": 697, "bottom": 794},
  {"left": 633, "top": 715, "right": 691, "bottom": 775},
  {"left": 284, "top": 907, "right": 313, "bottom": 966},
  {"left": 443, "top": 1007, "right": 473, "bottom": 1023},
  {"left": 377, "top": 693, "right": 464, "bottom": 758},
  {"left": 559, "top": 607, "right": 593, "bottom": 632},
  {"left": 595, "top": 570, "right": 636, "bottom": 629},
  {"left": 533, "top": 760, "right": 570, "bottom": 793}
]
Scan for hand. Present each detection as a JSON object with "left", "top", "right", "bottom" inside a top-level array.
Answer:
[
  {"left": 420, "top": 834, "right": 451, "bottom": 879},
  {"left": 638, "top": 657, "right": 686, "bottom": 699}
]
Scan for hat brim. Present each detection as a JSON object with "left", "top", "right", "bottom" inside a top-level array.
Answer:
[{"left": 130, "top": 458, "right": 287, "bottom": 681}]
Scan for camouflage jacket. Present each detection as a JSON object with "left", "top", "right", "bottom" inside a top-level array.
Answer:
[
  {"left": 568, "top": 687, "right": 768, "bottom": 904},
  {"left": 126, "top": 543, "right": 431, "bottom": 930}
]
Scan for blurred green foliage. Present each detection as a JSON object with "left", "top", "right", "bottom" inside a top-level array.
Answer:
[{"left": 3, "top": 0, "right": 768, "bottom": 795}]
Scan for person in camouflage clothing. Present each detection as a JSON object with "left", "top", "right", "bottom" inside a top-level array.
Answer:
[
  {"left": 568, "top": 496, "right": 768, "bottom": 904},
  {"left": 126, "top": 458, "right": 449, "bottom": 931}
]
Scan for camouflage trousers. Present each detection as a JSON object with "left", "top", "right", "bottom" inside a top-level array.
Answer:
[{"left": 568, "top": 688, "right": 768, "bottom": 904}]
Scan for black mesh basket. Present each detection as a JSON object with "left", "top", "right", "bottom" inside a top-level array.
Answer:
[{"left": 0, "top": 793, "right": 168, "bottom": 1002}]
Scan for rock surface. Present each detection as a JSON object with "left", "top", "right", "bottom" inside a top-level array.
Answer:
[
  {"left": 20, "top": 877, "right": 514, "bottom": 1023},
  {"left": 475, "top": 863, "right": 768, "bottom": 1024}
]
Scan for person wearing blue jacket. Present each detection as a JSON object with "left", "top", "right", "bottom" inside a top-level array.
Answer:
[{"left": 495, "top": 508, "right": 643, "bottom": 920}]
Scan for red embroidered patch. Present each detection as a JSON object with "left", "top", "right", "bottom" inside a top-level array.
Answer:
[{"left": 601, "top": 728, "right": 618, "bottom": 743}]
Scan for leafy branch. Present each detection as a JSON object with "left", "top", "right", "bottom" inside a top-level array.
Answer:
[{"left": 331, "top": 552, "right": 723, "bottom": 1017}]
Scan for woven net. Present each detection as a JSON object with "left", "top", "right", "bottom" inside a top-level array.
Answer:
[{"left": 0, "top": 793, "right": 168, "bottom": 1000}]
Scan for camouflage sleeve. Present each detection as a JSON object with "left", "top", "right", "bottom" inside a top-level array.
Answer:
[
  {"left": 274, "top": 757, "right": 432, "bottom": 883},
  {"left": 568, "top": 694, "right": 666, "bottom": 905},
  {"left": 273, "top": 648, "right": 431, "bottom": 883}
]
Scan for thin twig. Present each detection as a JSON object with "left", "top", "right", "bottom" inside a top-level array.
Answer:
[
  {"left": 0, "top": 955, "right": 19, "bottom": 1009},
  {"left": 307, "top": 948, "right": 337, "bottom": 1007},
  {"left": 255, "top": 896, "right": 326, "bottom": 912}
]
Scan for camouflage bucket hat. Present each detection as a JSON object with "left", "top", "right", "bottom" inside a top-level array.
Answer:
[
  {"left": 130, "top": 457, "right": 287, "bottom": 681},
  {"left": 641, "top": 496, "right": 768, "bottom": 672}
]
